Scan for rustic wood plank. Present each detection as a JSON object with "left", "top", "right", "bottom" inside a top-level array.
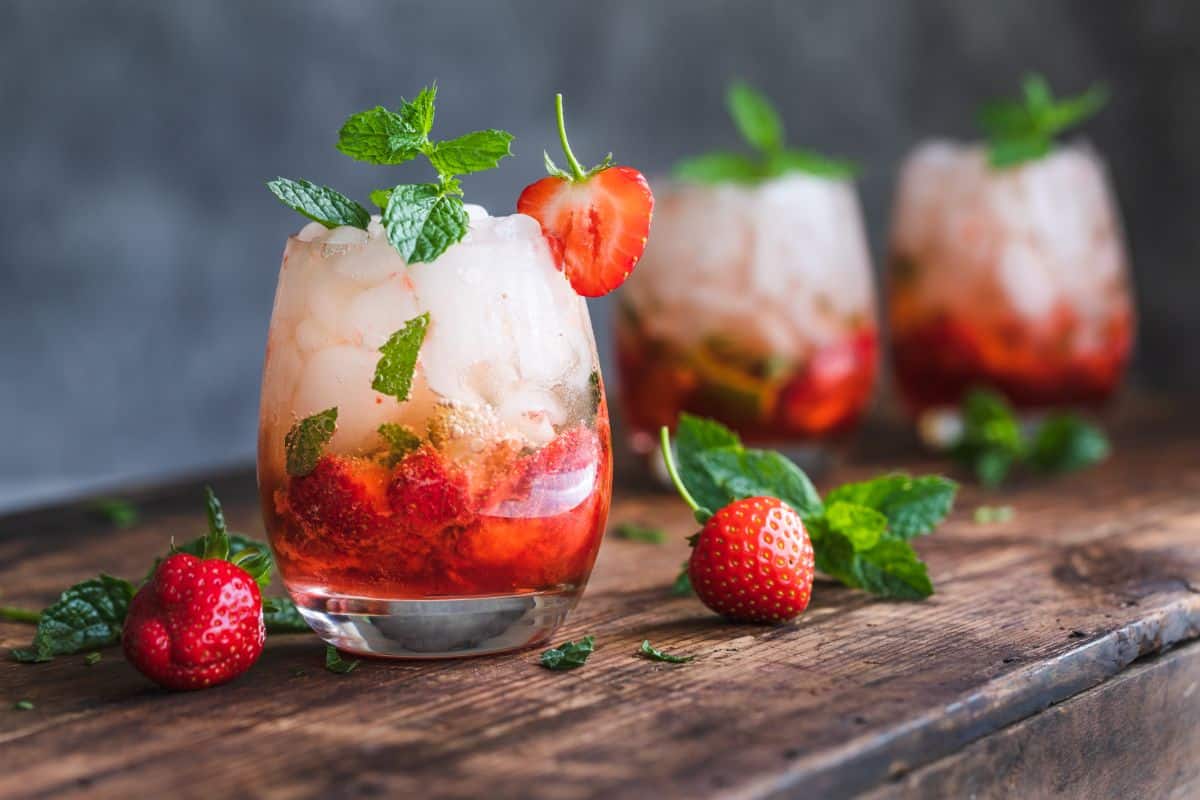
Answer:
[{"left": 1, "top": 407, "right": 1198, "bottom": 799}]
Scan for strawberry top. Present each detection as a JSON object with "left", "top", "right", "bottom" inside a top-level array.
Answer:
[{"left": 518, "top": 94, "right": 654, "bottom": 298}]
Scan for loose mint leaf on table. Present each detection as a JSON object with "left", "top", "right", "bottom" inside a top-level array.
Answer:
[
  {"left": 84, "top": 652, "right": 102, "bottom": 666},
  {"left": 89, "top": 498, "right": 139, "bottom": 528},
  {"left": 1026, "top": 415, "right": 1110, "bottom": 474},
  {"left": 850, "top": 539, "right": 934, "bottom": 600},
  {"left": 826, "top": 475, "right": 957, "bottom": 540},
  {"left": 264, "top": 597, "right": 311, "bottom": 634},
  {"left": 267, "top": 178, "right": 371, "bottom": 230},
  {"left": 820, "top": 501, "right": 888, "bottom": 551},
  {"left": 382, "top": 185, "right": 469, "bottom": 264},
  {"left": 977, "top": 74, "right": 1108, "bottom": 168},
  {"left": 429, "top": 130, "right": 515, "bottom": 175},
  {"left": 285, "top": 407, "right": 338, "bottom": 477},
  {"left": 372, "top": 313, "right": 430, "bottom": 401},
  {"left": 727, "top": 81, "right": 784, "bottom": 154},
  {"left": 13, "top": 700, "right": 34, "bottom": 711},
  {"left": 974, "top": 505, "right": 1014, "bottom": 524},
  {"left": 673, "top": 152, "right": 763, "bottom": 184},
  {"left": 325, "top": 645, "right": 360, "bottom": 675},
  {"left": 614, "top": 522, "right": 667, "bottom": 544},
  {"left": 540, "top": 635, "right": 595, "bottom": 671},
  {"left": 11, "top": 575, "right": 135, "bottom": 663},
  {"left": 637, "top": 640, "right": 695, "bottom": 664},
  {"left": 336, "top": 106, "right": 424, "bottom": 165}
]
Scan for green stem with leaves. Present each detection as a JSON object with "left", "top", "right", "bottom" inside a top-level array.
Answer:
[{"left": 660, "top": 427, "right": 711, "bottom": 523}]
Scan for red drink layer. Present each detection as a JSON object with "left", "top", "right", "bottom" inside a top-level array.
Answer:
[
  {"left": 616, "top": 319, "right": 877, "bottom": 443},
  {"left": 261, "top": 413, "right": 612, "bottom": 599}
]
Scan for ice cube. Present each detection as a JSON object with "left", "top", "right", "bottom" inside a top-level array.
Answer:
[
  {"left": 297, "top": 221, "right": 328, "bottom": 242},
  {"left": 337, "top": 274, "right": 421, "bottom": 349},
  {"left": 324, "top": 225, "right": 369, "bottom": 246},
  {"left": 999, "top": 240, "right": 1057, "bottom": 319}
]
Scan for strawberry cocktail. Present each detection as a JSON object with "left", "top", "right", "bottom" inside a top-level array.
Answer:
[
  {"left": 616, "top": 83, "right": 877, "bottom": 457},
  {"left": 259, "top": 89, "right": 651, "bottom": 657},
  {"left": 888, "top": 76, "right": 1134, "bottom": 416}
]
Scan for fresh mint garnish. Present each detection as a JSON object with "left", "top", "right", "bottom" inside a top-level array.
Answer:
[
  {"left": 267, "top": 178, "right": 371, "bottom": 230},
  {"left": 637, "top": 640, "right": 695, "bottom": 664},
  {"left": 974, "top": 505, "right": 1014, "bottom": 524},
  {"left": 674, "top": 81, "right": 858, "bottom": 184},
  {"left": 11, "top": 574, "right": 135, "bottom": 663},
  {"left": 372, "top": 313, "right": 430, "bottom": 402},
  {"left": 324, "top": 645, "right": 359, "bottom": 675},
  {"left": 271, "top": 83, "right": 513, "bottom": 263},
  {"left": 662, "top": 416, "right": 956, "bottom": 600},
  {"left": 89, "top": 497, "right": 139, "bottom": 528},
  {"left": 978, "top": 74, "right": 1108, "bottom": 168},
  {"left": 614, "top": 522, "right": 667, "bottom": 544},
  {"left": 378, "top": 423, "right": 422, "bottom": 466},
  {"left": 285, "top": 407, "right": 338, "bottom": 477},
  {"left": 84, "top": 652, "right": 102, "bottom": 666},
  {"left": 263, "top": 597, "right": 310, "bottom": 634},
  {"left": 540, "top": 635, "right": 595, "bottom": 670},
  {"left": 13, "top": 700, "right": 34, "bottom": 711},
  {"left": 950, "top": 389, "right": 1109, "bottom": 486}
]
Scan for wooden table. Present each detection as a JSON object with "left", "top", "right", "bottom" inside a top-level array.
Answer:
[{"left": 2, "top": 400, "right": 1199, "bottom": 799}]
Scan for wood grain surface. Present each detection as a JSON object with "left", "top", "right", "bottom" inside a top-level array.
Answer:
[{"left": 1, "top": 402, "right": 1198, "bottom": 799}]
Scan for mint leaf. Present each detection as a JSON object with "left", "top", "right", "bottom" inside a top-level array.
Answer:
[
  {"left": 822, "top": 501, "right": 887, "bottom": 551},
  {"left": 370, "top": 189, "right": 392, "bottom": 209},
  {"left": 540, "top": 635, "right": 595, "bottom": 671},
  {"left": 978, "top": 74, "right": 1108, "bottom": 168},
  {"left": 637, "top": 640, "right": 695, "bottom": 664},
  {"left": 89, "top": 498, "right": 138, "bottom": 528},
  {"left": 825, "top": 475, "right": 957, "bottom": 539},
  {"left": 400, "top": 85, "right": 437, "bottom": 140},
  {"left": 336, "top": 106, "right": 422, "bottom": 165},
  {"left": 974, "top": 504, "right": 1014, "bottom": 524},
  {"left": 372, "top": 313, "right": 429, "bottom": 401},
  {"left": 13, "top": 700, "right": 34, "bottom": 711},
  {"left": 673, "top": 414, "right": 742, "bottom": 516},
  {"left": 378, "top": 422, "right": 422, "bottom": 466},
  {"left": 263, "top": 597, "right": 310, "bottom": 634},
  {"left": 951, "top": 389, "right": 1025, "bottom": 487},
  {"left": 429, "top": 130, "right": 514, "bottom": 175},
  {"left": 614, "top": 522, "right": 667, "bottom": 544},
  {"left": 987, "top": 136, "right": 1052, "bottom": 168},
  {"left": 267, "top": 178, "right": 370, "bottom": 229},
  {"left": 695, "top": 447, "right": 824, "bottom": 518},
  {"left": 382, "top": 184, "right": 470, "bottom": 264},
  {"left": 11, "top": 575, "right": 135, "bottom": 663},
  {"left": 767, "top": 148, "right": 859, "bottom": 180},
  {"left": 853, "top": 539, "right": 933, "bottom": 599},
  {"left": 727, "top": 81, "right": 784, "bottom": 154},
  {"left": 325, "top": 645, "right": 359, "bottom": 674},
  {"left": 1027, "top": 415, "right": 1109, "bottom": 474},
  {"left": 285, "top": 407, "right": 338, "bottom": 477},
  {"left": 673, "top": 152, "right": 763, "bottom": 184}
]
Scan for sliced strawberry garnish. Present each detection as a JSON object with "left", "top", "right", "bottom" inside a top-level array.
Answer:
[{"left": 517, "top": 94, "right": 653, "bottom": 298}]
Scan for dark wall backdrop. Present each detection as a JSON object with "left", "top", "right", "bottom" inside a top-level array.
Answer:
[{"left": 2, "top": 1, "right": 1197, "bottom": 510}]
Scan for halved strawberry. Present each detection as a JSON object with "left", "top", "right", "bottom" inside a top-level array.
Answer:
[{"left": 517, "top": 94, "right": 653, "bottom": 298}]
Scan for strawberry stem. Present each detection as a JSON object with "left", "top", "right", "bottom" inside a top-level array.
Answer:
[
  {"left": 0, "top": 606, "right": 40, "bottom": 625},
  {"left": 660, "top": 427, "right": 711, "bottom": 523},
  {"left": 555, "top": 94, "right": 587, "bottom": 181}
]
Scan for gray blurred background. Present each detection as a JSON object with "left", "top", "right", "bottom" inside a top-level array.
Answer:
[{"left": 2, "top": 0, "right": 1197, "bottom": 510}]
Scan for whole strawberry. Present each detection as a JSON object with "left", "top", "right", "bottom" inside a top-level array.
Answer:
[
  {"left": 123, "top": 489, "right": 267, "bottom": 690},
  {"left": 688, "top": 497, "right": 814, "bottom": 623},
  {"left": 661, "top": 428, "right": 815, "bottom": 624}
]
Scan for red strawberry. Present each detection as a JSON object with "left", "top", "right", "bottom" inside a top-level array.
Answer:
[
  {"left": 524, "top": 424, "right": 601, "bottom": 478},
  {"left": 517, "top": 94, "right": 653, "bottom": 297},
  {"left": 388, "top": 446, "right": 475, "bottom": 533},
  {"left": 287, "top": 455, "right": 390, "bottom": 540},
  {"left": 687, "top": 496, "right": 814, "bottom": 624},
  {"left": 123, "top": 490, "right": 266, "bottom": 690}
]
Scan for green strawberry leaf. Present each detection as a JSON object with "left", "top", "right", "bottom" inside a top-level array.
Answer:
[
  {"left": 540, "top": 635, "right": 595, "bottom": 671},
  {"left": 201, "top": 486, "right": 230, "bottom": 561},
  {"left": 382, "top": 185, "right": 470, "bottom": 264},
  {"left": 285, "top": 407, "right": 338, "bottom": 477},
  {"left": 429, "top": 129, "right": 514, "bottom": 175},
  {"left": 11, "top": 575, "right": 135, "bottom": 663},
  {"left": 267, "top": 178, "right": 371, "bottom": 229},
  {"left": 637, "top": 640, "right": 695, "bottom": 664},
  {"left": 825, "top": 474, "right": 957, "bottom": 539},
  {"left": 727, "top": 81, "right": 784, "bottom": 154},
  {"left": 336, "top": 106, "right": 423, "bottom": 165},
  {"left": 673, "top": 152, "right": 764, "bottom": 184},
  {"left": 1026, "top": 414, "right": 1110, "bottom": 474},
  {"left": 372, "top": 313, "right": 430, "bottom": 402}
]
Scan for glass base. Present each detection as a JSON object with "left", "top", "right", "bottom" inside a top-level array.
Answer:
[{"left": 291, "top": 589, "right": 578, "bottom": 659}]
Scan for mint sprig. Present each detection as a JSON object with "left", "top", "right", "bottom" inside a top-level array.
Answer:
[
  {"left": 663, "top": 415, "right": 957, "bottom": 600},
  {"left": 978, "top": 74, "right": 1108, "bottom": 168},
  {"left": 285, "top": 407, "right": 338, "bottom": 477},
  {"left": 372, "top": 313, "right": 430, "bottom": 402},
  {"left": 950, "top": 389, "right": 1110, "bottom": 486},
  {"left": 270, "top": 83, "right": 514, "bottom": 264},
  {"left": 674, "top": 81, "right": 858, "bottom": 184},
  {"left": 11, "top": 575, "right": 135, "bottom": 663},
  {"left": 540, "top": 635, "right": 595, "bottom": 671}
]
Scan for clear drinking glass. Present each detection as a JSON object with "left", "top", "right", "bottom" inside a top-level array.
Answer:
[
  {"left": 887, "top": 141, "right": 1135, "bottom": 415},
  {"left": 615, "top": 174, "right": 878, "bottom": 457},
  {"left": 257, "top": 207, "right": 612, "bottom": 658}
]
